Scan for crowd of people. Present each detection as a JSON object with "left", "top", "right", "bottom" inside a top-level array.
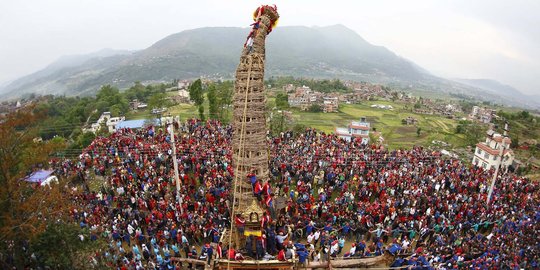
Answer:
[{"left": 50, "top": 119, "right": 538, "bottom": 269}]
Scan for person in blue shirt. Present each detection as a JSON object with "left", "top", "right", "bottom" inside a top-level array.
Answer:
[
  {"left": 337, "top": 237, "right": 345, "bottom": 254},
  {"left": 357, "top": 241, "right": 366, "bottom": 256},
  {"left": 156, "top": 253, "right": 163, "bottom": 265},
  {"left": 132, "top": 244, "right": 140, "bottom": 256},
  {"left": 123, "top": 233, "right": 131, "bottom": 246},
  {"left": 248, "top": 171, "right": 257, "bottom": 189},
  {"left": 324, "top": 223, "right": 333, "bottom": 233},
  {"left": 294, "top": 242, "right": 306, "bottom": 251},
  {"left": 297, "top": 249, "right": 309, "bottom": 265},
  {"left": 171, "top": 243, "right": 180, "bottom": 257},
  {"left": 305, "top": 222, "right": 314, "bottom": 235},
  {"left": 341, "top": 223, "right": 351, "bottom": 239},
  {"left": 206, "top": 244, "right": 214, "bottom": 265}
]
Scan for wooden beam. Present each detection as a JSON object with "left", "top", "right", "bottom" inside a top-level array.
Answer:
[{"left": 170, "top": 257, "right": 207, "bottom": 265}]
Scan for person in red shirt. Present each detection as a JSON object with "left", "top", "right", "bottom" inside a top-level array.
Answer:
[
  {"left": 254, "top": 180, "right": 263, "bottom": 199},
  {"left": 277, "top": 248, "right": 286, "bottom": 261},
  {"left": 216, "top": 242, "right": 223, "bottom": 259},
  {"left": 228, "top": 248, "right": 235, "bottom": 260},
  {"left": 235, "top": 214, "right": 246, "bottom": 234}
]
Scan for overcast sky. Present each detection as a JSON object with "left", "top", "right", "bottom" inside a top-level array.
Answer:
[{"left": 1, "top": 0, "right": 539, "bottom": 95}]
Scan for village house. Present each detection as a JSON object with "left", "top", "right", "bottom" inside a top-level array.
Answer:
[
  {"left": 169, "top": 88, "right": 191, "bottom": 104},
  {"left": 129, "top": 99, "right": 148, "bottom": 111},
  {"left": 177, "top": 80, "right": 191, "bottom": 90},
  {"left": 335, "top": 117, "right": 371, "bottom": 144},
  {"left": 288, "top": 85, "right": 314, "bottom": 110},
  {"left": 84, "top": 112, "right": 125, "bottom": 134},
  {"left": 472, "top": 127, "right": 514, "bottom": 171},
  {"left": 322, "top": 97, "right": 339, "bottom": 113},
  {"left": 470, "top": 106, "right": 497, "bottom": 124},
  {"left": 402, "top": 116, "right": 418, "bottom": 125},
  {"left": 282, "top": 84, "right": 295, "bottom": 92}
]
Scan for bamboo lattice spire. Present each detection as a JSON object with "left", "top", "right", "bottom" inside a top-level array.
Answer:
[{"left": 230, "top": 5, "right": 279, "bottom": 248}]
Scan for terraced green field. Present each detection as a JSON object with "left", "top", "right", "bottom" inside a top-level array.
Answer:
[
  {"left": 127, "top": 99, "right": 466, "bottom": 150},
  {"left": 293, "top": 102, "right": 464, "bottom": 149}
]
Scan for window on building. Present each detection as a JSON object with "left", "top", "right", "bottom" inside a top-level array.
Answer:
[
  {"left": 493, "top": 155, "right": 498, "bottom": 161},
  {"left": 477, "top": 148, "right": 482, "bottom": 155},
  {"left": 484, "top": 153, "right": 489, "bottom": 159},
  {"left": 482, "top": 162, "right": 487, "bottom": 169}
]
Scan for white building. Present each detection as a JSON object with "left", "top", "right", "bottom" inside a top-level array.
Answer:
[
  {"left": 335, "top": 117, "right": 370, "bottom": 144},
  {"left": 472, "top": 129, "right": 514, "bottom": 171},
  {"left": 83, "top": 112, "right": 125, "bottom": 134},
  {"left": 177, "top": 80, "right": 191, "bottom": 90},
  {"left": 470, "top": 106, "right": 496, "bottom": 124}
]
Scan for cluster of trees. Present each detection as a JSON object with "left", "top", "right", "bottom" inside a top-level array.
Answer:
[
  {"left": 455, "top": 120, "right": 487, "bottom": 147},
  {"left": 495, "top": 110, "right": 539, "bottom": 151},
  {"left": 0, "top": 108, "right": 101, "bottom": 269},
  {"left": 266, "top": 76, "right": 350, "bottom": 93},
  {"left": 274, "top": 91, "right": 289, "bottom": 110},
  {"left": 31, "top": 82, "right": 173, "bottom": 151},
  {"left": 188, "top": 79, "right": 234, "bottom": 123}
]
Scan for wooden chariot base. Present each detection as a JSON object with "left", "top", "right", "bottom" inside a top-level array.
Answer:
[{"left": 212, "top": 252, "right": 393, "bottom": 270}]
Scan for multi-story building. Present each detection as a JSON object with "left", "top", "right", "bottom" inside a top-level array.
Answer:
[
  {"left": 470, "top": 106, "right": 497, "bottom": 124},
  {"left": 472, "top": 128, "right": 514, "bottom": 171},
  {"left": 84, "top": 112, "right": 125, "bottom": 133},
  {"left": 177, "top": 80, "right": 191, "bottom": 90},
  {"left": 335, "top": 117, "right": 370, "bottom": 144},
  {"left": 323, "top": 97, "right": 339, "bottom": 113},
  {"left": 288, "top": 85, "right": 313, "bottom": 110}
]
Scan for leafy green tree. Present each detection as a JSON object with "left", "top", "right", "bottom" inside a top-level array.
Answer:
[
  {"left": 125, "top": 81, "right": 150, "bottom": 102},
  {"left": 207, "top": 84, "right": 218, "bottom": 119},
  {"left": 77, "top": 132, "right": 96, "bottom": 149},
  {"left": 198, "top": 105, "right": 205, "bottom": 121},
  {"left": 148, "top": 92, "right": 168, "bottom": 110},
  {"left": 96, "top": 85, "right": 119, "bottom": 102},
  {"left": 308, "top": 104, "right": 323, "bottom": 112},
  {"left": 189, "top": 79, "right": 204, "bottom": 106},
  {"left": 275, "top": 91, "right": 289, "bottom": 110},
  {"left": 456, "top": 120, "right": 486, "bottom": 146},
  {"left": 95, "top": 85, "right": 128, "bottom": 116},
  {"left": 0, "top": 108, "right": 71, "bottom": 269},
  {"left": 520, "top": 110, "right": 530, "bottom": 119},
  {"left": 31, "top": 222, "right": 105, "bottom": 269},
  {"left": 292, "top": 123, "right": 307, "bottom": 134},
  {"left": 216, "top": 81, "right": 234, "bottom": 122},
  {"left": 269, "top": 111, "right": 287, "bottom": 136}
]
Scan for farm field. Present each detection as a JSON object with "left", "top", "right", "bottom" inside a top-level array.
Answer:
[
  {"left": 292, "top": 101, "right": 465, "bottom": 149},
  {"left": 125, "top": 98, "right": 466, "bottom": 150}
]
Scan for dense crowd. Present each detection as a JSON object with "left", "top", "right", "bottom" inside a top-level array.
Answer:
[{"left": 51, "top": 119, "right": 538, "bottom": 269}]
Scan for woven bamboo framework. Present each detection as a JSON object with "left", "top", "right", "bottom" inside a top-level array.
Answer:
[{"left": 229, "top": 5, "right": 279, "bottom": 249}]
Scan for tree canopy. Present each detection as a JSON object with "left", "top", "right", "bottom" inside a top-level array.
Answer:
[{"left": 0, "top": 108, "right": 75, "bottom": 268}]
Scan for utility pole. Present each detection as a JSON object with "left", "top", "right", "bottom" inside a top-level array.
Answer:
[
  {"left": 168, "top": 121, "right": 183, "bottom": 214},
  {"left": 486, "top": 122, "right": 509, "bottom": 206}
]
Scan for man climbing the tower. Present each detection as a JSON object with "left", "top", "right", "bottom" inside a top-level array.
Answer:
[
  {"left": 251, "top": 17, "right": 261, "bottom": 33},
  {"left": 244, "top": 32, "right": 254, "bottom": 54}
]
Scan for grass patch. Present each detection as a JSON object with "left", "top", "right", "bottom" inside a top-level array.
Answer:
[{"left": 290, "top": 102, "right": 463, "bottom": 149}]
